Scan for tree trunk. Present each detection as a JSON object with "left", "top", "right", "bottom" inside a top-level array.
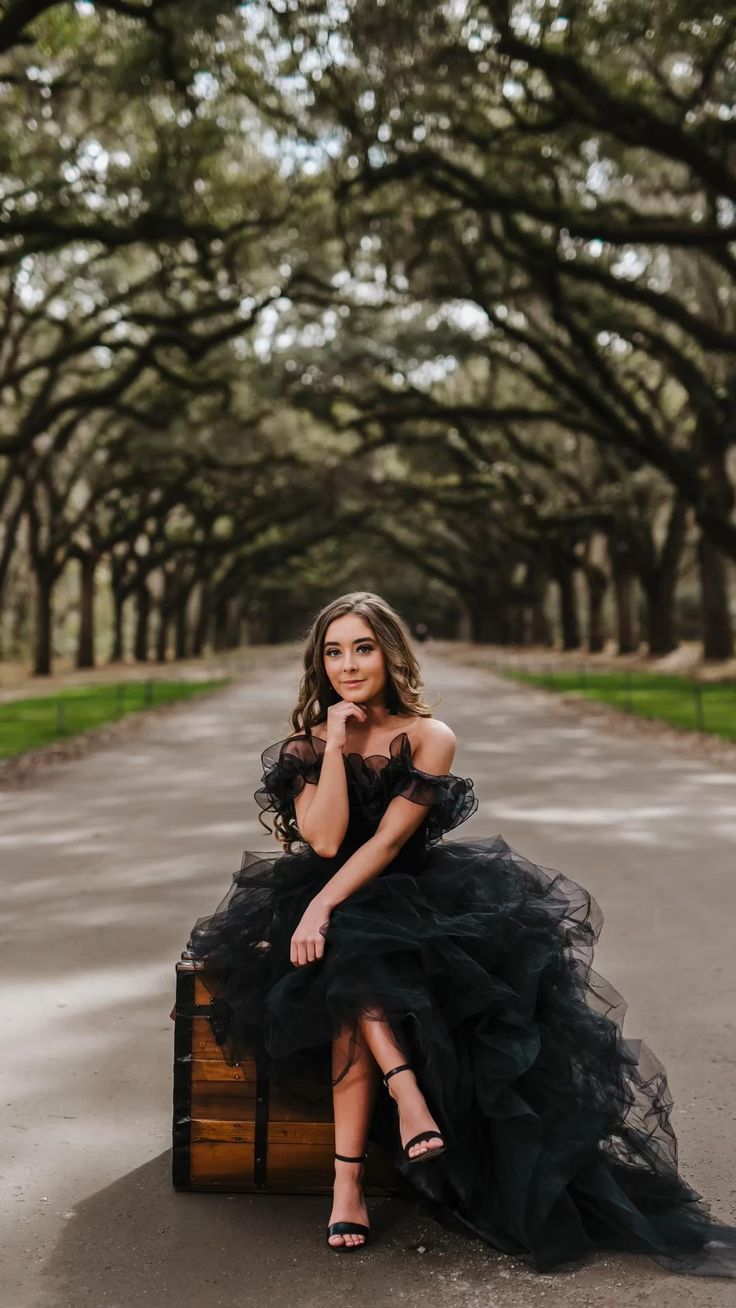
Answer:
[
  {"left": 265, "top": 605, "right": 286, "bottom": 643},
  {"left": 213, "top": 596, "right": 229, "bottom": 651},
  {"left": 639, "top": 496, "right": 687, "bottom": 657},
  {"left": 584, "top": 564, "right": 607, "bottom": 653},
  {"left": 555, "top": 564, "right": 581, "bottom": 650},
  {"left": 612, "top": 568, "right": 637, "bottom": 654},
  {"left": 529, "top": 598, "right": 552, "bottom": 646},
  {"left": 174, "top": 588, "right": 190, "bottom": 660},
  {"left": 465, "top": 591, "right": 507, "bottom": 643},
  {"left": 110, "top": 584, "right": 125, "bottom": 662},
  {"left": 695, "top": 437, "right": 735, "bottom": 655},
  {"left": 155, "top": 609, "right": 169, "bottom": 662},
  {"left": 7, "top": 585, "right": 31, "bottom": 662},
  {"left": 697, "top": 533, "right": 734, "bottom": 661},
  {"left": 34, "top": 571, "right": 54, "bottom": 676},
  {"left": 192, "top": 582, "right": 211, "bottom": 657},
  {"left": 225, "top": 595, "right": 243, "bottom": 649},
  {"left": 76, "top": 552, "right": 97, "bottom": 669},
  {"left": 243, "top": 606, "right": 271, "bottom": 645},
  {"left": 134, "top": 583, "right": 151, "bottom": 662},
  {"left": 509, "top": 607, "right": 522, "bottom": 645},
  {"left": 642, "top": 581, "right": 678, "bottom": 656},
  {"left": 0, "top": 482, "right": 29, "bottom": 607},
  {"left": 468, "top": 601, "right": 490, "bottom": 642}
]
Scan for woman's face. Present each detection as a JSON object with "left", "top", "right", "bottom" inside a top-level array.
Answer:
[{"left": 322, "top": 614, "right": 388, "bottom": 706}]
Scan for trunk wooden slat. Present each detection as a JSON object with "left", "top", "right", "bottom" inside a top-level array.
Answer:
[{"left": 172, "top": 957, "right": 406, "bottom": 1195}]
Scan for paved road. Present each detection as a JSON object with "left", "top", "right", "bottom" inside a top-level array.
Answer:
[{"left": 3, "top": 645, "right": 735, "bottom": 1308}]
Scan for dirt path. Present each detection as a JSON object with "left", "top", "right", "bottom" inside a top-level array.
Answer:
[{"left": 2, "top": 644, "right": 735, "bottom": 1307}]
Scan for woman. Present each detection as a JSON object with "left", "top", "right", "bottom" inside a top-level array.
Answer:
[{"left": 187, "top": 591, "right": 736, "bottom": 1274}]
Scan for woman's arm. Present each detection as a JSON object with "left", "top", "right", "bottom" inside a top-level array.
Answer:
[
  {"left": 292, "top": 739, "right": 349, "bottom": 857},
  {"left": 289, "top": 721, "right": 457, "bottom": 967},
  {"left": 290, "top": 700, "right": 367, "bottom": 856}
]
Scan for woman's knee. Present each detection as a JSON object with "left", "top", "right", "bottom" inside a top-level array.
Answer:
[{"left": 333, "top": 1018, "right": 370, "bottom": 1054}]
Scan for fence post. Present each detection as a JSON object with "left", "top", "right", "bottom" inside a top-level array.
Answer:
[{"left": 693, "top": 683, "right": 704, "bottom": 731}]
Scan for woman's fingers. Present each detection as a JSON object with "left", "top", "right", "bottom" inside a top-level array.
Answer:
[{"left": 291, "top": 933, "right": 327, "bottom": 966}]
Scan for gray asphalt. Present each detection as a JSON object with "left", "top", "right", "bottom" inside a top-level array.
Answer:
[{"left": 3, "top": 644, "right": 735, "bottom": 1308}]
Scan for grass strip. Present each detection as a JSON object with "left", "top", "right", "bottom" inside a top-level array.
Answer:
[
  {"left": 0, "top": 678, "right": 230, "bottom": 759},
  {"left": 499, "top": 667, "right": 736, "bottom": 741}
]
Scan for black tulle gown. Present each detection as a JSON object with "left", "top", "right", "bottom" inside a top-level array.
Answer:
[{"left": 187, "top": 729, "right": 736, "bottom": 1277}]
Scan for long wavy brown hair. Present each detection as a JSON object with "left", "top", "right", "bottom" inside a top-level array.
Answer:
[{"left": 287, "top": 591, "right": 438, "bottom": 735}]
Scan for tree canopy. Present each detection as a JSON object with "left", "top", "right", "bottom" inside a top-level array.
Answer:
[{"left": 1, "top": 0, "right": 734, "bottom": 670}]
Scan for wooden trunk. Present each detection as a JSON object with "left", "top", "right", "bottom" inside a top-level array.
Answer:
[{"left": 172, "top": 956, "right": 407, "bottom": 1195}]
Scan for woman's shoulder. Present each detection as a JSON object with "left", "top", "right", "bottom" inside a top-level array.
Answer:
[
  {"left": 271, "top": 718, "right": 457, "bottom": 760},
  {"left": 411, "top": 717, "right": 456, "bottom": 746},
  {"left": 406, "top": 717, "right": 457, "bottom": 770},
  {"left": 304, "top": 716, "right": 455, "bottom": 746},
  {"left": 404, "top": 716, "right": 456, "bottom": 754}
]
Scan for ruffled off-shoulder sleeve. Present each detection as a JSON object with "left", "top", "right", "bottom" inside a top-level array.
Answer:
[
  {"left": 253, "top": 729, "right": 478, "bottom": 848},
  {"left": 387, "top": 735, "right": 478, "bottom": 845},
  {"left": 254, "top": 734, "right": 325, "bottom": 842}
]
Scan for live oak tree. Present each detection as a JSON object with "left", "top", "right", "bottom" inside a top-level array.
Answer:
[
  {"left": 272, "top": 0, "right": 735, "bottom": 656},
  {"left": 1, "top": 0, "right": 734, "bottom": 668}
]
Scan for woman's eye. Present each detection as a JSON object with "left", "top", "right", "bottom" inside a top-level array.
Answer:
[{"left": 326, "top": 645, "right": 373, "bottom": 657}]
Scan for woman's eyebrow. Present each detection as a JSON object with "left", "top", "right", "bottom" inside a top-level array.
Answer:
[{"left": 324, "top": 638, "right": 374, "bottom": 647}]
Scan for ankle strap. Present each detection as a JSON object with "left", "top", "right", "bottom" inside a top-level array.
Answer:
[
  {"left": 382, "top": 1062, "right": 412, "bottom": 1085},
  {"left": 334, "top": 1151, "right": 367, "bottom": 1162}
]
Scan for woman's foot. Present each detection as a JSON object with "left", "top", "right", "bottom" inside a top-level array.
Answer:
[
  {"left": 327, "top": 1156, "right": 370, "bottom": 1248},
  {"left": 385, "top": 1066, "right": 445, "bottom": 1159}
]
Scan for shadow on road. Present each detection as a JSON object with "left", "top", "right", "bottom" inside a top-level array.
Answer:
[{"left": 41, "top": 1151, "right": 490, "bottom": 1308}]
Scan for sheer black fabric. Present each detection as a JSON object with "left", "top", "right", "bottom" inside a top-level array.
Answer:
[{"left": 187, "top": 729, "right": 736, "bottom": 1277}]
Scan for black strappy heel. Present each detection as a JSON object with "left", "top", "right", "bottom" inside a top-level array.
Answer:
[
  {"left": 326, "top": 1152, "right": 370, "bottom": 1251},
  {"left": 382, "top": 1063, "right": 448, "bottom": 1164}
]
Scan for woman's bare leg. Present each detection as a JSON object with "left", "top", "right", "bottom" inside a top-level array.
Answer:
[
  {"left": 328, "top": 1020, "right": 380, "bottom": 1248},
  {"left": 357, "top": 1009, "right": 445, "bottom": 1160}
]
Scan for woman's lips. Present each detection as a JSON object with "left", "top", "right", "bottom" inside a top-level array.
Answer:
[{"left": 343, "top": 680, "right": 364, "bottom": 685}]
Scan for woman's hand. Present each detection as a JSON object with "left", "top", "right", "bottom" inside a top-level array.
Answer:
[
  {"left": 325, "top": 698, "right": 367, "bottom": 750},
  {"left": 290, "top": 896, "right": 332, "bottom": 967}
]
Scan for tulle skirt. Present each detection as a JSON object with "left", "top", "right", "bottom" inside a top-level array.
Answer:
[{"left": 187, "top": 831, "right": 736, "bottom": 1277}]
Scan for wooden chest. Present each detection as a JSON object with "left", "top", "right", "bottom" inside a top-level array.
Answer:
[{"left": 172, "top": 956, "right": 407, "bottom": 1195}]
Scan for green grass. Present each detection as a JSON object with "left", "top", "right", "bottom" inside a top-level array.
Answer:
[
  {"left": 0, "top": 678, "right": 230, "bottom": 759},
  {"left": 500, "top": 667, "right": 736, "bottom": 741}
]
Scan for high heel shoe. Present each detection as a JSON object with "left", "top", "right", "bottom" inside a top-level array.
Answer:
[
  {"left": 382, "top": 1063, "right": 448, "bottom": 1164},
  {"left": 326, "top": 1152, "right": 371, "bottom": 1251}
]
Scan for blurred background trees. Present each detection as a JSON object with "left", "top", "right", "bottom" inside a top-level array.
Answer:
[{"left": 1, "top": 0, "right": 734, "bottom": 672}]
